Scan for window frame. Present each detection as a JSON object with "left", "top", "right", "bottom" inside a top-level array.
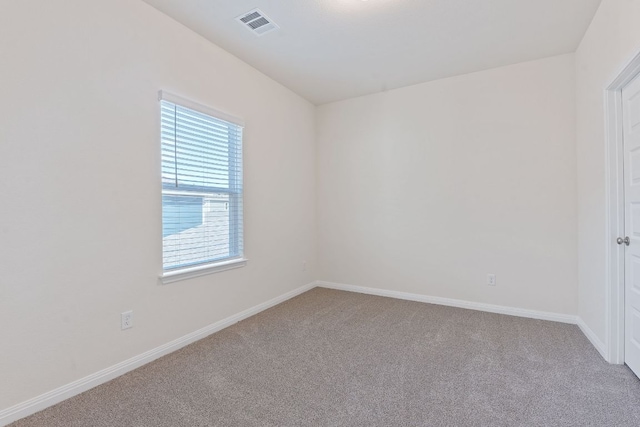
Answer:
[{"left": 158, "top": 91, "right": 247, "bottom": 284}]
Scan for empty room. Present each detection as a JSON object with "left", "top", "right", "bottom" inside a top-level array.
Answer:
[{"left": 4, "top": 0, "right": 640, "bottom": 425}]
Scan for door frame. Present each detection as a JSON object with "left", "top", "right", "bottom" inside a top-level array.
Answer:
[{"left": 605, "top": 49, "right": 640, "bottom": 364}]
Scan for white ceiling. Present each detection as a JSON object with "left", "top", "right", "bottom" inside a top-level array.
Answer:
[{"left": 142, "top": 0, "right": 602, "bottom": 105}]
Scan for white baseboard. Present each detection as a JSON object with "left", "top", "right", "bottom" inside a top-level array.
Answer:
[
  {"left": 576, "top": 317, "right": 608, "bottom": 361},
  {"left": 0, "top": 281, "right": 316, "bottom": 427},
  {"left": 318, "top": 281, "right": 612, "bottom": 362},
  {"left": 317, "top": 280, "right": 578, "bottom": 324},
  {"left": 1, "top": 280, "right": 608, "bottom": 426}
]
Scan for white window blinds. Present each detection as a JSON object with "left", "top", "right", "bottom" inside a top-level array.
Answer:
[{"left": 160, "top": 94, "right": 244, "bottom": 272}]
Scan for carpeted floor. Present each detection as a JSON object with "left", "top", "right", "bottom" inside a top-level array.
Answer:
[{"left": 10, "top": 288, "right": 640, "bottom": 426}]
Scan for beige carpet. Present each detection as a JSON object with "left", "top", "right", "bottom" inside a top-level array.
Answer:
[{"left": 10, "top": 288, "right": 640, "bottom": 426}]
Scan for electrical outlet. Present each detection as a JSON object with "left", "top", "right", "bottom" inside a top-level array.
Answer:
[
  {"left": 121, "top": 310, "right": 133, "bottom": 330},
  {"left": 487, "top": 274, "right": 496, "bottom": 286}
]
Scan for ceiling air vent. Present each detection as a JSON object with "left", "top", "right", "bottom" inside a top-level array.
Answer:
[{"left": 236, "top": 9, "right": 279, "bottom": 36}]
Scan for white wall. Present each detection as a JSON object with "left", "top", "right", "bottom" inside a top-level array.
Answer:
[
  {"left": 0, "top": 0, "right": 316, "bottom": 410},
  {"left": 317, "top": 54, "right": 577, "bottom": 315},
  {"left": 576, "top": 0, "right": 640, "bottom": 348},
  {"left": 4, "top": 0, "right": 622, "bottom": 415}
]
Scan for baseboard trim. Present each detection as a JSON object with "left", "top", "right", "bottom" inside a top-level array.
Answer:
[
  {"left": 0, "top": 281, "right": 316, "bottom": 427},
  {"left": 317, "top": 281, "right": 578, "bottom": 324},
  {"left": 576, "top": 317, "right": 608, "bottom": 361},
  {"left": 1, "top": 280, "right": 606, "bottom": 425}
]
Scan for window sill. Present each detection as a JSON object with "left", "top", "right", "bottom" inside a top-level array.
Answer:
[{"left": 160, "top": 258, "right": 248, "bottom": 285}]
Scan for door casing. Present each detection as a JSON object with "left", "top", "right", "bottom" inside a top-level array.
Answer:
[{"left": 605, "top": 48, "right": 640, "bottom": 364}]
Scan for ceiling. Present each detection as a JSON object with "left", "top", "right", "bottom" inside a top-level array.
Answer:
[{"left": 142, "top": 0, "right": 602, "bottom": 105}]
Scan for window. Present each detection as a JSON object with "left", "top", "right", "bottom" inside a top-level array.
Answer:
[{"left": 159, "top": 92, "right": 244, "bottom": 280}]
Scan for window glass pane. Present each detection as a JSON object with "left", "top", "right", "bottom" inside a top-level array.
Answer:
[
  {"left": 162, "top": 194, "right": 234, "bottom": 270},
  {"left": 161, "top": 98, "right": 243, "bottom": 271}
]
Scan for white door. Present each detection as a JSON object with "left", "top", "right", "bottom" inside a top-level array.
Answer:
[{"left": 623, "top": 73, "right": 640, "bottom": 377}]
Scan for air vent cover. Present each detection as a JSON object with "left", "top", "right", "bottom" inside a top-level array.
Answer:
[{"left": 236, "top": 9, "right": 279, "bottom": 36}]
